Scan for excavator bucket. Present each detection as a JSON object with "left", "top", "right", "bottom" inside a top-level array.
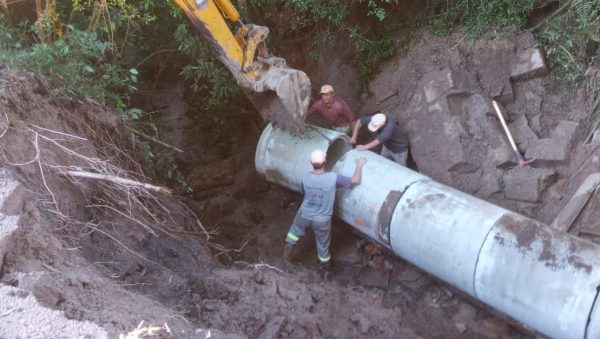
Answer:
[
  {"left": 173, "top": 0, "right": 310, "bottom": 134},
  {"left": 244, "top": 63, "right": 311, "bottom": 134}
]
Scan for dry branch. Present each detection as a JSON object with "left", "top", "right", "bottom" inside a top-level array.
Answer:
[
  {"left": 130, "top": 129, "right": 184, "bottom": 153},
  {"left": 60, "top": 170, "right": 172, "bottom": 194},
  {"left": 3, "top": 108, "right": 211, "bottom": 255},
  {"left": 233, "top": 261, "right": 285, "bottom": 274},
  {"left": 0, "top": 113, "right": 8, "bottom": 139}
]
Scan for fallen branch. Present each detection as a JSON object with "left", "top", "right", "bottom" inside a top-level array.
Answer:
[
  {"left": 130, "top": 129, "right": 184, "bottom": 153},
  {"left": 0, "top": 112, "right": 8, "bottom": 139},
  {"left": 34, "top": 132, "right": 59, "bottom": 209},
  {"left": 579, "top": 228, "right": 600, "bottom": 238},
  {"left": 60, "top": 170, "right": 172, "bottom": 195},
  {"left": 234, "top": 261, "right": 285, "bottom": 274},
  {"left": 29, "top": 123, "right": 88, "bottom": 141}
]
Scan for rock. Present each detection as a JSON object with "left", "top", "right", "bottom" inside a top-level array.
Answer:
[
  {"left": 350, "top": 313, "right": 371, "bottom": 334},
  {"left": 449, "top": 68, "right": 479, "bottom": 93},
  {"left": 550, "top": 120, "right": 579, "bottom": 141},
  {"left": 508, "top": 116, "right": 537, "bottom": 145},
  {"left": 455, "top": 322, "right": 468, "bottom": 333},
  {"left": 489, "top": 141, "right": 515, "bottom": 167},
  {"left": 0, "top": 175, "right": 21, "bottom": 273},
  {"left": 498, "top": 80, "right": 514, "bottom": 103},
  {"left": 446, "top": 93, "right": 492, "bottom": 139},
  {"left": 474, "top": 169, "right": 502, "bottom": 198},
  {"left": 355, "top": 266, "right": 390, "bottom": 288},
  {"left": 503, "top": 167, "right": 555, "bottom": 202},
  {"left": 530, "top": 113, "right": 542, "bottom": 133},
  {"left": 472, "top": 39, "right": 514, "bottom": 102},
  {"left": 548, "top": 187, "right": 563, "bottom": 200},
  {"left": 422, "top": 68, "right": 478, "bottom": 103},
  {"left": 411, "top": 100, "right": 469, "bottom": 183},
  {"left": 257, "top": 315, "right": 286, "bottom": 339},
  {"left": 524, "top": 92, "right": 542, "bottom": 115},
  {"left": 511, "top": 48, "right": 548, "bottom": 81},
  {"left": 525, "top": 138, "right": 570, "bottom": 162},
  {"left": 516, "top": 32, "right": 535, "bottom": 50},
  {"left": 478, "top": 317, "right": 510, "bottom": 338},
  {"left": 423, "top": 69, "right": 454, "bottom": 103},
  {"left": 195, "top": 328, "right": 245, "bottom": 339},
  {"left": 383, "top": 284, "right": 417, "bottom": 308}
]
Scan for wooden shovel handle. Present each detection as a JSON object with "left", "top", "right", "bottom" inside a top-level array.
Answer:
[{"left": 492, "top": 100, "right": 523, "bottom": 162}]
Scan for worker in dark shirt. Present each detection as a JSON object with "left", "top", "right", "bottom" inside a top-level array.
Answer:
[
  {"left": 350, "top": 112, "right": 409, "bottom": 166},
  {"left": 306, "top": 84, "right": 355, "bottom": 135}
]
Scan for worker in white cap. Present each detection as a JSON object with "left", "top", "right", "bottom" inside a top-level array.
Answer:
[
  {"left": 305, "top": 84, "right": 355, "bottom": 135},
  {"left": 350, "top": 112, "right": 409, "bottom": 166},
  {"left": 283, "top": 149, "right": 367, "bottom": 280}
]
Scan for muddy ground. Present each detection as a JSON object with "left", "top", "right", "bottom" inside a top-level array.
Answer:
[{"left": 1, "top": 28, "right": 600, "bottom": 338}]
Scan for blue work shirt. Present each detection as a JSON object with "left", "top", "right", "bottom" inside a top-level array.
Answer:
[
  {"left": 360, "top": 114, "right": 409, "bottom": 153},
  {"left": 299, "top": 172, "right": 351, "bottom": 222}
]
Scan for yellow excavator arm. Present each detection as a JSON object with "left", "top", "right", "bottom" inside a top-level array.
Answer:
[{"left": 172, "top": 0, "right": 311, "bottom": 134}]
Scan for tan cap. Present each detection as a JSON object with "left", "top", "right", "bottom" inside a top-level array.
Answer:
[
  {"left": 320, "top": 84, "right": 334, "bottom": 94},
  {"left": 368, "top": 113, "right": 386, "bottom": 132},
  {"left": 310, "top": 149, "right": 326, "bottom": 164}
]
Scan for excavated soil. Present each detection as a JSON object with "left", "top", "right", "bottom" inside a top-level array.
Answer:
[{"left": 1, "top": 27, "right": 600, "bottom": 338}]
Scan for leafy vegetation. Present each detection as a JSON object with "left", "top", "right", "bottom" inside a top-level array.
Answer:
[
  {"left": 428, "top": 0, "right": 535, "bottom": 36},
  {"left": 348, "top": 25, "right": 397, "bottom": 80},
  {"left": 419, "top": 0, "right": 597, "bottom": 82},
  {"left": 536, "top": 0, "right": 600, "bottom": 83}
]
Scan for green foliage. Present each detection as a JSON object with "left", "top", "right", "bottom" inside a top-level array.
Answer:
[
  {"left": 0, "top": 21, "right": 137, "bottom": 113},
  {"left": 348, "top": 25, "right": 397, "bottom": 80},
  {"left": 360, "top": 0, "right": 398, "bottom": 21},
  {"left": 166, "top": 164, "right": 193, "bottom": 193},
  {"left": 536, "top": 0, "right": 600, "bottom": 83},
  {"left": 175, "top": 24, "right": 239, "bottom": 111},
  {"left": 429, "top": 0, "right": 535, "bottom": 36},
  {"left": 288, "top": 0, "right": 347, "bottom": 26}
]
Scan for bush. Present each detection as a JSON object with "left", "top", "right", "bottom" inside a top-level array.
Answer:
[
  {"left": 430, "top": 0, "right": 535, "bottom": 36},
  {"left": 0, "top": 18, "right": 138, "bottom": 114},
  {"left": 536, "top": 0, "right": 600, "bottom": 83}
]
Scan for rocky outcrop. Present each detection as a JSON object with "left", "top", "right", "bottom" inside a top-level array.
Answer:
[{"left": 363, "top": 30, "right": 576, "bottom": 212}]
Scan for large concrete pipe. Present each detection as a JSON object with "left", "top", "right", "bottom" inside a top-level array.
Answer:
[{"left": 255, "top": 124, "right": 600, "bottom": 339}]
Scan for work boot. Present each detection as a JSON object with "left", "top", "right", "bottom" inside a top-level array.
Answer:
[
  {"left": 319, "top": 261, "right": 333, "bottom": 281},
  {"left": 283, "top": 242, "right": 295, "bottom": 262}
]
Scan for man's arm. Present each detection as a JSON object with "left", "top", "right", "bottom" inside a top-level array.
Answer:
[
  {"left": 305, "top": 99, "right": 321, "bottom": 118},
  {"left": 351, "top": 158, "right": 367, "bottom": 185},
  {"left": 350, "top": 119, "right": 363, "bottom": 145},
  {"left": 357, "top": 117, "right": 393, "bottom": 150},
  {"left": 356, "top": 138, "right": 381, "bottom": 151},
  {"left": 336, "top": 157, "right": 367, "bottom": 188}
]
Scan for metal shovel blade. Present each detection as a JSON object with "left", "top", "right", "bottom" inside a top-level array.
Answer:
[{"left": 247, "top": 67, "right": 311, "bottom": 135}]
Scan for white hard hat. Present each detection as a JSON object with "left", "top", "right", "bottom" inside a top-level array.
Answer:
[
  {"left": 310, "top": 149, "right": 326, "bottom": 164},
  {"left": 368, "top": 113, "right": 386, "bottom": 132}
]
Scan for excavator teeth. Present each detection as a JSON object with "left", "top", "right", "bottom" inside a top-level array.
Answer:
[{"left": 243, "top": 67, "right": 310, "bottom": 136}]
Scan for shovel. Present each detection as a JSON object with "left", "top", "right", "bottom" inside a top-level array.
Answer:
[{"left": 492, "top": 100, "right": 535, "bottom": 167}]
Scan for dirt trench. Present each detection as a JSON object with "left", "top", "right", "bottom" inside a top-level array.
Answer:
[
  {"left": 0, "top": 66, "right": 535, "bottom": 338},
  {"left": 1, "top": 28, "right": 600, "bottom": 338}
]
